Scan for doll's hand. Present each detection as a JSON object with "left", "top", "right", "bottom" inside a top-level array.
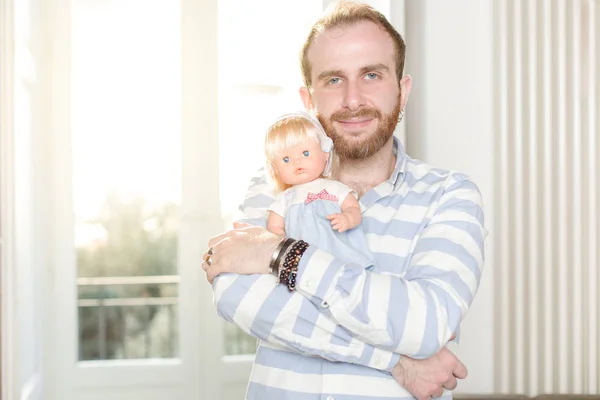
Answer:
[{"left": 326, "top": 213, "right": 352, "bottom": 232}]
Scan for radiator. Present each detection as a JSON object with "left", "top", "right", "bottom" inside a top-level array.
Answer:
[{"left": 494, "top": 0, "right": 599, "bottom": 396}]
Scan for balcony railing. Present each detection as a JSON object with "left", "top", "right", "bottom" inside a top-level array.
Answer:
[
  {"left": 77, "top": 274, "right": 257, "bottom": 360},
  {"left": 77, "top": 275, "right": 179, "bottom": 361}
]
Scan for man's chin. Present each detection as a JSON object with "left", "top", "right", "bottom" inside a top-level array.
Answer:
[{"left": 334, "top": 134, "right": 373, "bottom": 148}]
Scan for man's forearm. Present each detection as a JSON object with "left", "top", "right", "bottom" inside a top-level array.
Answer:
[{"left": 213, "top": 272, "right": 399, "bottom": 372}]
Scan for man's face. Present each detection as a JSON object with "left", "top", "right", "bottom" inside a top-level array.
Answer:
[{"left": 301, "top": 21, "right": 409, "bottom": 160}]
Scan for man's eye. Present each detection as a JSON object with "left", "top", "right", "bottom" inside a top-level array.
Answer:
[
  {"left": 328, "top": 77, "right": 341, "bottom": 85},
  {"left": 365, "top": 72, "right": 378, "bottom": 80},
  {"left": 282, "top": 157, "right": 290, "bottom": 163},
  {"left": 303, "top": 150, "right": 310, "bottom": 157}
]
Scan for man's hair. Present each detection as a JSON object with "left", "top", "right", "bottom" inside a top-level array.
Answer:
[{"left": 300, "top": 1, "right": 406, "bottom": 89}]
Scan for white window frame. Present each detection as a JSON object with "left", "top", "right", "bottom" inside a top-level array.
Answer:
[{"left": 43, "top": 0, "right": 224, "bottom": 399}]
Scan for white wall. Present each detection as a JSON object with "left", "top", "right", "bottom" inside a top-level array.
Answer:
[{"left": 404, "top": 0, "right": 496, "bottom": 394}]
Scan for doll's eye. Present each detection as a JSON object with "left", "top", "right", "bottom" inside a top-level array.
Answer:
[
  {"left": 282, "top": 156, "right": 290, "bottom": 163},
  {"left": 303, "top": 150, "right": 310, "bottom": 157}
]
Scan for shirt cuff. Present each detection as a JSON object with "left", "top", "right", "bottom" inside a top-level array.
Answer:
[
  {"left": 369, "top": 347, "right": 400, "bottom": 373},
  {"left": 295, "top": 246, "right": 345, "bottom": 308}
]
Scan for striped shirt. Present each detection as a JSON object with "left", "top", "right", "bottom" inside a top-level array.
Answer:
[{"left": 213, "top": 137, "right": 487, "bottom": 399}]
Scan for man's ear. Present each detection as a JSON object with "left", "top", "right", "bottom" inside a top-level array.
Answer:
[
  {"left": 399, "top": 75, "right": 413, "bottom": 111},
  {"left": 299, "top": 86, "right": 312, "bottom": 110}
]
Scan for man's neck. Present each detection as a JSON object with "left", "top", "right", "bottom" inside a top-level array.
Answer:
[{"left": 336, "top": 138, "right": 396, "bottom": 197}]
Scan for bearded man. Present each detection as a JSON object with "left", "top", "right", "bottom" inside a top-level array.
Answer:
[{"left": 202, "top": 2, "right": 487, "bottom": 399}]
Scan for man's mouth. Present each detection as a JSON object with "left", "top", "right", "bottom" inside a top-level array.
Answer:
[{"left": 335, "top": 117, "right": 374, "bottom": 130}]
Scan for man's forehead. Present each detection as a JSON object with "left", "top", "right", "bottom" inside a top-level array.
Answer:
[{"left": 308, "top": 21, "right": 396, "bottom": 73}]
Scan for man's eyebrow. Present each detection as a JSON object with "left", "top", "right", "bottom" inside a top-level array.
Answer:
[
  {"left": 317, "top": 69, "right": 346, "bottom": 81},
  {"left": 316, "top": 64, "right": 391, "bottom": 82},
  {"left": 360, "top": 63, "right": 390, "bottom": 74}
]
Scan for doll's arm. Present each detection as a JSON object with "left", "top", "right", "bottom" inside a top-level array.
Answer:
[
  {"left": 341, "top": 193, "right": 362, "bottom": 228},
  {"left": 327, "top": 193, "right": 362, "bottom": 232},
  {"left": 267, "top": 211, "right": 286, "bottom": 236}
]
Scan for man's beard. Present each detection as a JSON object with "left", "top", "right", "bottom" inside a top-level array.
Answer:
[{"left": 317, "top": 95, "right": 401, "bottom": 160}]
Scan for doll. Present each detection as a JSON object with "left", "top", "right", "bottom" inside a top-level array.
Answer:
[{"left": 265, "top": 111, "right": 374, "bottom": 269}]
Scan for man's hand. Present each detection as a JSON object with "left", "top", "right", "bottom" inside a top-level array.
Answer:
[
  {"left": 391, "top": 347, "right": 467, "bottom": 400},
  {"left": 202, "top": 222, "right": 283, "bottom": 283}
]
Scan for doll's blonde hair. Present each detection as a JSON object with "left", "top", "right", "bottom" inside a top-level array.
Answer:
[{"left": 265, "top": 116, "right": 338, "bottom": 194}]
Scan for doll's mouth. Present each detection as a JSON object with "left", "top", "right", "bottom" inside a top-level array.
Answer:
[{"left": 295, "top": 168, "right": 306, "bottom": 174}]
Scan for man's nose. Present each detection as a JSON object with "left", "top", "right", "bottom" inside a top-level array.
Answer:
[{"left": 342, "top": 80, "right": 366, "bottom": 111}]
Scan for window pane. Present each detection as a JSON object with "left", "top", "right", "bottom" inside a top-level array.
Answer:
[{"left": 72, "top": 0, "right": 181, "bottom": 361}]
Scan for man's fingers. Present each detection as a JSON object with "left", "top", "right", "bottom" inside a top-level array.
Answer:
[
  {"left": 205, "top": 266, "right": 220, "bottom": 284},
  {"left": 208, "top": 232, "right": 230, "bottom": 248},
  {"left": 202, "top": 252, "right": 218, "bottom": 269},
  {"left": 233, "top": 221, "right": 252, "bottom": 229},
  {"left": 431, "top": 387, "right": 445, "bottom": 398},
  {"left": 453, "top": 360, "right": 468, "bottom": 379},
  {"left": 443, "top": 375, "right": 458, "bottom": 390}
]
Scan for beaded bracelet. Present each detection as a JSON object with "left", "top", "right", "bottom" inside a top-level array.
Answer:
[{"left": 278, "top": 240, "right": 309, "bottom": 292}]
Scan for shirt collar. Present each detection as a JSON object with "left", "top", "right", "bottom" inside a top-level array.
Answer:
[{"left": 389, "top": 136, "right": 407, "bottom": 186}]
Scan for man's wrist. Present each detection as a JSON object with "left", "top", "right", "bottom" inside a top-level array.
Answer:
[
  {"left": 269, "top": 237, "right": 293, "bottom": 276},
  {"left": 392, "top": 356, "right": 409, "bottom": 386}
]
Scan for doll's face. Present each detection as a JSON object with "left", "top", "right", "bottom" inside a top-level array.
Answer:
[{"left": 272, "top": 136, "right": 329, "bottom": 186}]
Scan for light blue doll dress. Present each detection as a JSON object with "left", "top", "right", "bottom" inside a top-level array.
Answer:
[{"left": 268, "top": 178, "right": 375, "bottom": 269}]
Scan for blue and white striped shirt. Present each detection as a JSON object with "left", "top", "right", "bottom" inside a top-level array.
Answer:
[{"left": 213, "top": 137, "right": 487, "bottom": 399}]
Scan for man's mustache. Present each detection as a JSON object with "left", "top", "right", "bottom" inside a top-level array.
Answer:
[{"left": 330, "top": 108, "right": 380, "bottom": 121}]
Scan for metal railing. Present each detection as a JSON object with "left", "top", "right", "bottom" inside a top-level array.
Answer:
[
  {"left": 77, "top": 275, "right": 179, "bottom": 360},
  {"left": 77, "top": 274, "right": 258, "bottom": 359}
]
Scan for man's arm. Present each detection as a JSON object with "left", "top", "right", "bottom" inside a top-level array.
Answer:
[
  {"left": 214, "top": 272, "right": 398, "bottom": 371},
  {"left": 293, "top": 174, "right": 487, "bottom": 358},
  {"left": 211, "top": 171, "right": 398, "bottom": 371},
  {"left": 207, "top": 170, "right": 471, "bottom": 398},
  {"left": 207, "top": 169, "right": 482, "bottom": 358}
]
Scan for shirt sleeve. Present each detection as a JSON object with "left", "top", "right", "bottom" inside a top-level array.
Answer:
[
  {"left": 330, "top": 180, "right": 356, "bottom": 208},
  {"left": 293, "top": 173, "right": 488, "bottom": 359},
  {"left": 211, "top": 168, "right": 400, "bottom": 372}
]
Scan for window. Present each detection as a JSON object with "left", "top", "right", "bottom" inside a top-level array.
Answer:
[{"left": 72, "top": 0, "right": 181, "bottom": 361}]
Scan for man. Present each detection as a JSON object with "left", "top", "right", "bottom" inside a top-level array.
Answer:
[{"left": 202, "top": 2, "right": 487, "bottom": 399}]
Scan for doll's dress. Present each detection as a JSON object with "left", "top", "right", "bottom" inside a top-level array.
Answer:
[{"left": 268, "top": 178, "right": 375, "bottom": 269}]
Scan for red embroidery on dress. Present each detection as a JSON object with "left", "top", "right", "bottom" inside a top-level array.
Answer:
[{"left": 304, "top": 189, "right": 338, "bottom": 205}]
